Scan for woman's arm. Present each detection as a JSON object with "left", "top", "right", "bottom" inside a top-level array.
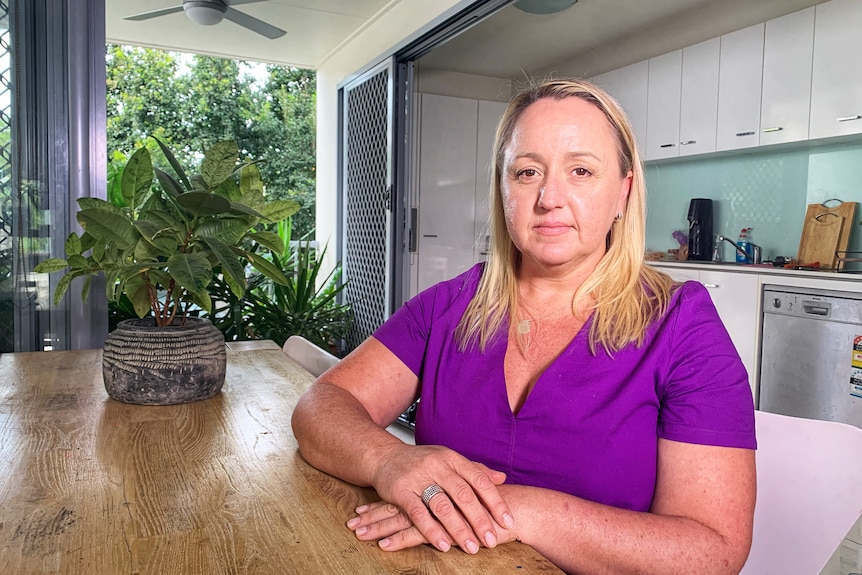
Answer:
[
  {"left": 352, "top": 439, "right": 755, "bottom": 575},
  {"left": 291, "top": 337, "right": 514, "bottom": 555}
]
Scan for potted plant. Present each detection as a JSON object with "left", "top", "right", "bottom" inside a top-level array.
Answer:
[{"left": 35, "top": 137, "right": 299, "bottom": 405}]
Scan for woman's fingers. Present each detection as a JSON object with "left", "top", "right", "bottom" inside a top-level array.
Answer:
[{"left": 378, "top": 525, "right": 428, "bottom": 551}]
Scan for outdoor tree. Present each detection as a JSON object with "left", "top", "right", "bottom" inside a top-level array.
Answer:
[{"left": 105, "top": 45, "right": 317, "bottom": 238}]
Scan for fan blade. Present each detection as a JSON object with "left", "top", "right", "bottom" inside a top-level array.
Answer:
[
  {"left": 223, "top": 7, "right": 286, "bottom": 39},
  {"left": 124, "top": 5, "right": 184, "bottom": 21},
  {"left": 229, "top": 0, "right": 269, "bottom": 5}
]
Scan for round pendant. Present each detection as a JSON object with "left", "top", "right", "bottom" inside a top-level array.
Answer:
[{"left": 517, "top": 320, "right": 531, "bottom": 335}]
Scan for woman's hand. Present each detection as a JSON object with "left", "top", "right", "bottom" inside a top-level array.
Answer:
[
  {"left": 366, "top": 448, "right": 514, "bottom": 554},
  {"left": 348, "top": 481, "right": 520, "bottom": 552}
]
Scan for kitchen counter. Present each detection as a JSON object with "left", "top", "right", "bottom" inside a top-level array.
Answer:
[{"left": 649, "top": 260, "right": 862, "bottom": 287}]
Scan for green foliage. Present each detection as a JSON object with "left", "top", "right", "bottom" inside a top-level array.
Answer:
[
  {"left": 209, "top": 220, "right": 351, "bottom": 352},
  {"left": 35, "top": 138, "right": 300, "bottom": 327},
  {"left": 106, "top": 45, "right": 317, "bottom": 238}
]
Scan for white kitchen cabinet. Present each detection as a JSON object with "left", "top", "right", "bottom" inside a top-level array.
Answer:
[
  {"left": 679, "top": 38, "right": 720, "bottom": 157},
  {"left": 652, "top": 264, "right": 760, "bottom": 394},
  {"left": 646, "top": 50, "right": 682, "bottom": 161},
  {"left": 474, "top": 100, "right": 507, "bottom": 263},
  {"left": 589, "top": 69, "right": 620, "bottom": 100},
  {"left": 810, "top": 0, "right": 862, "bottom": 139},
  {"left": 716, "top": 23, "right": 764, "bottom": 151},
  {"left": 760, "top": 7, "right": 815, "bottom": 146},
  {"left": 417, "top": 94, "right": 478, "bottom": 293},
  {"left": 616, "top": 60, "right": 649, "bottom": 158}
]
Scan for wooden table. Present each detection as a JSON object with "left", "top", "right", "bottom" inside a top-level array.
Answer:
[{"left": 0, "top": 342, "right": 562, "bottom": 574}]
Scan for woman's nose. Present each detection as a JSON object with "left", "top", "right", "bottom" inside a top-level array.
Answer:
[{"left": 537, "top": 176, "right": 565, "bottom": 210}]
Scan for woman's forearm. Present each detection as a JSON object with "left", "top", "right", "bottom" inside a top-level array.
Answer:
[
  {"left": 291, "top": 382, "right": 408, "bottom": 487},
  {"left": 503, "top": 484, "right": 749, "bottom": 575}
]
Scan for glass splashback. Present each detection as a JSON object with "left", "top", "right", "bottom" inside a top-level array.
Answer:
[{"left": 644, "top": 140, "right": 862, "bottom": 263}]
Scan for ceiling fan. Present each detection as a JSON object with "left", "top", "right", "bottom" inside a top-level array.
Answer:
[{"left": 125, "top": 0, "right": 287, "bottom": 40}]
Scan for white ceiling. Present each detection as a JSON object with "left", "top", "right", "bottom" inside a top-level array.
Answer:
[
  {"left": 105, "top": 0, "right": 825, "bottom": 74},
  {"left": 105, "top": 0, "right": 397, "bottom": 68}
]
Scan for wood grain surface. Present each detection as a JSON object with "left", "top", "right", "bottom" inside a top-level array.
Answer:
[
  {"left": 0, "top": 344, "right": 562, "bottom": 575},
  {"left": 797, "top": 201, "right": 857, "bottom": 269}
]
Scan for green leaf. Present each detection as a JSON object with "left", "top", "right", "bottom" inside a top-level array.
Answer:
[
  {"left": 229, "top": 201, "right": 266, "bottom": 220},
  {"left": 77, "top": 209, "right": 138, "bottom": 249},
  {"left": 53, "top": 271, "right": 82, "bottom": 306},
  {"left": 65, "top": 233, "right": 82, "bottom": 257},
  {"left": 134, "top": 220, "right": 179, "bottom": 255},
  {"left": 196, "top": 217, "right": 252, "bottom": 245},
  {"left": 152, "top": 136, "right": 192, "bottom": 190},
  {"left": 167, "top": 253, "right": 212, "bottom": 293},
  {"left": 249, "top": 231, "right": 285, "bottom": 255},
  {"left": 215, "top": 176, "right": 240, "bottom": 201},
  {"left": 176, "top": 191, "right": 232, "bottom": 217},
  {"left": 188, "top": 289, "right": 213, "bottom": 314},
  {"left": 81, "top": 275, "right": 92, "bottom": 303},
  {"left": 201, "top": 140, "right": 238, "bottom": 189},
  {"left": 77, "top": 197, "right": 122, "bottom": 213},
  {"left": 259, "top": 199, "right": 301, "bottom": 223},
  {"left": 154, "top": 167, "right": 185, "bottom": 198},
  {"left": 126, "top": 277, "right": 152, "bottom": 318},
  {"left": 239, "top": 162, "right": 264, "bottom": 196},
  {"left": 34, "top": 258, "right": 69, "bottom": 273},
  {"left": 92, "top": 239, "right": 106, "bottom": 263},
  {"left": 199, "top": 236, "right": 246, "bottom": 298},
  {"left": 68, "top": 254, "right": 89, "bottom": 270},
  {"left": 121, "top": 147, "right": 154, "bottom": 211},
  {"left": 246, "top": 251, "right": 291, "bottom": 286}
]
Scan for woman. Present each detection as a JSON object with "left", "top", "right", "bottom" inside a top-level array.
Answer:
[{"left": 291, "top": 79, "right": 756, "bottom": 574}]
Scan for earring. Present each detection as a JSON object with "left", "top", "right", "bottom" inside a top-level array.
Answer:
[{"left": 614, "top": 212, "right": 623, "bottom": 221}]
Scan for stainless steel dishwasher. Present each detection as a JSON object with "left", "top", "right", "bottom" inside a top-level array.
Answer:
[{"left": 759, "top": 285, "right": 862, "bottom": 428}]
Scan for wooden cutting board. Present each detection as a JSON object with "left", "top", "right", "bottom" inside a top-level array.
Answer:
[{"left": 796, "top": 201, "right": 857, "bottom": 269}]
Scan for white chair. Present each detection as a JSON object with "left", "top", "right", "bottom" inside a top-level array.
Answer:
[
  {"left": 740, "top": 410, "right": 862, "bottom": 574},
  {"left": 282, "top": 335, "right": 415, "bottom": 445},
  {"left": 282, "top": 335, "right": 338, "bottom": 377}
]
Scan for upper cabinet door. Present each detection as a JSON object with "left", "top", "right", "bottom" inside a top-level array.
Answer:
[
  {"left": 473, "top": 100, "right": 507, "bottom": 263},
  {"left": 679, "top": 37, "right": 720, "bottom": 157},
  {"left": 717, "top": 23, "right": 765, "bottom": 151},
  {"left": 760, "top": 7, "right": 815, "bottom": 146},
  {"left": 617, "top": 61, "right": 649, "bottom": 159},
  {"left": 810, "top": 0, "right": 862, "bottom": 139},
  {"left": 646, "top": 50, "right": 682, "bottom": 161},
  {"left": 590, "top": 69, "right": 621, "bottom": 101}
]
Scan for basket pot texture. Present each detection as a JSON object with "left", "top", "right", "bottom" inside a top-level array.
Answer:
[{"left": 102, "top": 317, "right": 226, "bottom": 405}]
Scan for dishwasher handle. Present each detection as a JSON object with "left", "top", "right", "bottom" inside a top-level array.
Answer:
[{"left": 802, "top": 300, "right": 831, "bottom": 317}]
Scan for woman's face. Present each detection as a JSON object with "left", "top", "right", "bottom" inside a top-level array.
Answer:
[{"left": 501, "top": 97, "right": 632, "bottom": 273}]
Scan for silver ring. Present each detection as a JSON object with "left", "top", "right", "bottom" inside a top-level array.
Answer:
[{"left": 421, "top": 484, "right": 444, "bottom": 506}]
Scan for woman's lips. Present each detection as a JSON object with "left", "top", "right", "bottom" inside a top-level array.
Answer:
[{"left": 534, "top": 223, "right": 572, "bottom": 236}]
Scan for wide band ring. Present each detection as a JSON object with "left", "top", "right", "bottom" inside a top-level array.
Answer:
[{"left": 421, "top": 484, "right": 445, "bottom": 507}]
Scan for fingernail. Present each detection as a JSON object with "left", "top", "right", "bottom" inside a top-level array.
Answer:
[
  {"left": 346, "top": 517, "right": 360, "bottom": 529},
  {"left": 465, "top": 539, "right": 479, "bottom": 554},
  {"left": 355, "top": 505, "right": 368, "bottom": 513},
  {"left": 379, "top": 538, "right": 391, "bottom": 549},
  {"left": 503, "top": 513, "right": 514, "bottom": 529},
  {"left": 438, "top": 539, "right": 451, "bottom": 552},
  {"left": 356, "top": 526, "right": 368, "bottom": 536},
  {"left": 484, "top": 531, "right": 497, "bottom": 548}
]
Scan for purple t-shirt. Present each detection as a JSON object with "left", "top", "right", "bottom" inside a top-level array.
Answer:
[{"left": 374, "top": 264, "right": 756, "bottom": 512}]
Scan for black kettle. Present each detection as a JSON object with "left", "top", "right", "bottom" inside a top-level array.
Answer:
[{"left": 686, "top": 198, "right": 713, "bottom": 261}]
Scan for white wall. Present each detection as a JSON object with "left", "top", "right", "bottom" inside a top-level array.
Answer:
[{"left": 314, "top": 0, "right": 476, "bottom": 274}]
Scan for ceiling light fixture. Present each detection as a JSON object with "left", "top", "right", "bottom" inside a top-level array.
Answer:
[
  {"left": 183, "top": 0, "right": 227, "bottom": 26},
  {"left": 513, "top": 0, "right": 578, "bottom": 15}
]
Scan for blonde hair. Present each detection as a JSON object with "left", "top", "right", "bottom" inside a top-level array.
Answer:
[{"left": 456, "top": 78, "right": 673, "bottom": 355}]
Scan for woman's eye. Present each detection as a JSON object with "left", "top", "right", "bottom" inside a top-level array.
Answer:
[
  {"left": 516, "top": 168, "right": 539, "bottom": 182},
  {"left": 573, "top": 167, "right": 591, "bottom": 177}
]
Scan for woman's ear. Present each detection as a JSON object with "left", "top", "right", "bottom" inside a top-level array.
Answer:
[{"left": 617, "top": 170, "right": 633, "bottom": 215}]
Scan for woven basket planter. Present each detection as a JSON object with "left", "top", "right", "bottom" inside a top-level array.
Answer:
[{"left": 102, "top": 317, "right": 226, "bottom": 405}]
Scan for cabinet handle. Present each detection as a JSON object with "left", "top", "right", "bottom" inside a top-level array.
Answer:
[
  {"left": 423, "top": 234, "right": 438, "bottom": 238},
  {"left": 702, "top": 283, "right": 719, "bottom": 288},
  {"left": 659, "top": 143, "right": 676, "bottom": 148},
  {"left": 735, "top": 131, "right": 755, "bottom": 137},
  {"left": 837, "top": 115, "right": 862, "bottom": 122},
  {"left": 762, "top": 126, "right": 784, "bottom": 133},
  {"left": 680, "top": 140, "right": 696, "bottom": 145}
]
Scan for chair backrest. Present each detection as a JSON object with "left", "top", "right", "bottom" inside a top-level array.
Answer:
[
  {"left": 282, "top": 335, "right": 339, "bottom": 378},
  {"left": 740, "top": 410, "right": 862, "bottom": 574}
]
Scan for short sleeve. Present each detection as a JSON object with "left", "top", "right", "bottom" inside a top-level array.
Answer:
[{"left": 657, "top": 282, "right": 757, "bottom": 449}]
